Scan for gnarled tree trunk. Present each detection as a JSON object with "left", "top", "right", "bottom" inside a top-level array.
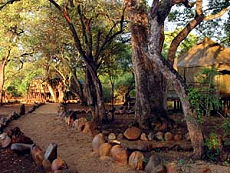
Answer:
[
  {"left": 147, "top": 0, "right": 204, "bottom": 159},
  {"left": 128, "top": 2, "right": 168, "bottom": 129}
]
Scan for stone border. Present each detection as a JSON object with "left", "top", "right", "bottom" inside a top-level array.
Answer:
[
  {"left": 57, "top": 103, "right": 195, "bottom": 173},
  {"left": 0, "top": 103, "right": 44, "bottom": 132}
]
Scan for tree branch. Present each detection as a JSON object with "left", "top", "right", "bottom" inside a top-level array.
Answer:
[
  {"left": 196, "top": 0, "right": 203, "bottom": 16},
  {"left": 95, "top": 7, "right": 126, "bottom": 62},
  {"left": 204, "top": 7, "right": 230, "bottom": 21},
  {"left": 49, "top": 0, "right": 88, "bottom": 61}
]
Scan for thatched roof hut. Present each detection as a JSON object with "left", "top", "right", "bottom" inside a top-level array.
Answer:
[{"left": 177, "top": 38, "right": 230, "bottom": 97}]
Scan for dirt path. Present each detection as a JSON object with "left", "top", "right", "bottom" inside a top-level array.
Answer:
[{"left": 8, "top": 103, "right": 139, "bottom": 173}]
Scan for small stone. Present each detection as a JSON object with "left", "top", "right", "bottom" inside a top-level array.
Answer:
[
  {"left": 82, "top": 121, "right": 96, "bottom": 136},
  {"left": 124, "top": 127, "right": 141, "bottom": 140},
  {"left": 92, "top": 133, "right": 105, "bottom": 154},
  {"left": 155, "top": 132, "right": 164, "bottom": 141},
  {"left": 110, "top": 145, "right": 128, "bottom": 164},
  {"left": 128, "top": 151, "right": 145, "bottom": 170},
  {"left": 117, "top": 133, "right": 124, "bottom": 140},
  {"left": 51, "top": 157, "right": 68, "bottom": 171},
  {"left": 99, "top": 143, "right": 112, "bottom": 157},
  {"left": 140, "top": 133, "right": 148, "bottom": 141},
  {"left": 174, "top": 134, "right": 183, "bottom": 141},
  {"left": 44, "top": 143, "right": 58, "bottom": 162},
  {"left": 164, "top": 132, "right": 174, "bottom": 141},
  {"left": 108, "top": 133, "right": 116, "bottom": 140},
  {"left": 145, "top": 154, "right": 162, "bottom": 173},
  {"left": 31, "top": 145, "right": 44, "bottom": 166},
  {"left": 148, "top": 132, "right": 155, "bottom": 141}
]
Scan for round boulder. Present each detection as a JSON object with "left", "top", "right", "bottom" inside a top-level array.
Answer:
[
  {"left": 128, "top": 151, "right": 144, "bottom": 170},
  {"left": 110, "top": 145, "right": 128, "bottom": 164},
  {"left": 92, "top": 133, "right": 105, "bottom": 154},
  {"left": 124, "top": 127, "right": 141, "bottom": 140},
  {"left": 99, "top": 143, "right": 112, "bottom": 157}
]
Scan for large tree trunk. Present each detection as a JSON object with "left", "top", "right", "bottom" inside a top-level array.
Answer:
[
  {"left": 84, "top": 66, "right": 106, "bottom": 123},
  {"left": 129, "top": 6, "right": 168, "bottom": 129},
  {"left": 148, "top": 6, "right": 204, "bottom": 159},
  {"left": 83, "top": 69, "right": 96, "bottom": 106}
]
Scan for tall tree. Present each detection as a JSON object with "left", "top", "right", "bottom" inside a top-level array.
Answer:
[{"left": 49, "top": 0, "right": 126, "bottom": 123}]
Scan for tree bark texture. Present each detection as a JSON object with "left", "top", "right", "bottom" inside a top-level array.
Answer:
[
  {"left": 127, "top": 1, "right": 168, "bottom": 129},
  {"left": 147, "top": 0, "right": 204, "bottom": 158}
]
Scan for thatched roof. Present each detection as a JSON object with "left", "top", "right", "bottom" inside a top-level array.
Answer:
[{"left": 177, "top": 38, "right": 230, "bottom": 68}]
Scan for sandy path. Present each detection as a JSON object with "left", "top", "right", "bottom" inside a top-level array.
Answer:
[{"left": 8, "top": 103, "right": 139, "bottom": 173}]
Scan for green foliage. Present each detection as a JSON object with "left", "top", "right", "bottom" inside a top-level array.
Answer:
[
  {"left": 188, "top": 68, "right": 221, "bottom": 122},
  {"left": 222, "top": 117, "right": 230, "bottom": 137},
  {"left": 163, "top": 30, "right": 198, "bottom": 58},
  {"left": 205, "top": 132, "right": 222, "bottom": 161}
]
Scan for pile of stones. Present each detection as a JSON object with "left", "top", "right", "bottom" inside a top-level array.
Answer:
[
  {"left": 57, "top": 104, "right": 98, "bottom": 137},
  {"left": 92, "top": 133, "right": 183, "bottom": 173},
  {"left": 0, "top": 127, "right": 74, "bottom": 173}
]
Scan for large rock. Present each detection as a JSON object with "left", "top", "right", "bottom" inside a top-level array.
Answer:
[
  {"left": 164, "top": 132, "right": 174, "bottom": 141},
  {"left": 11, "top": 143, "right": 33, "bottom": 153},
  {"left": 145, "top": 154, "right": 162, "bottom": 173},
  {"left": 45, "top": 143, "right": 58, "bottom": 162},
  {"left": 124, "top": 127, "right": 141, "bottom": 140},
  {"left": 82, "top": 121, "right": 96, "bottom": 136},
  {"left": 31, "top": 145, "right": 44, "bottom": 166},
  {"left": 0, "top": 133, "right": 11, "bottom": 148},
  {"left": 110, "top": 145, "right": 128, "bottom": 164},
  {"left": 92, "top": 133, "right": 105, "bottom": 154},
  {"left": 128, "top": 151, "right": 144, "bottom": 170},
  {"left": 51, "top": 157, "right": 68, "bottom": 171},
  {"left": 99, "top": 143, "right": 112, "bottom": 157}
]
